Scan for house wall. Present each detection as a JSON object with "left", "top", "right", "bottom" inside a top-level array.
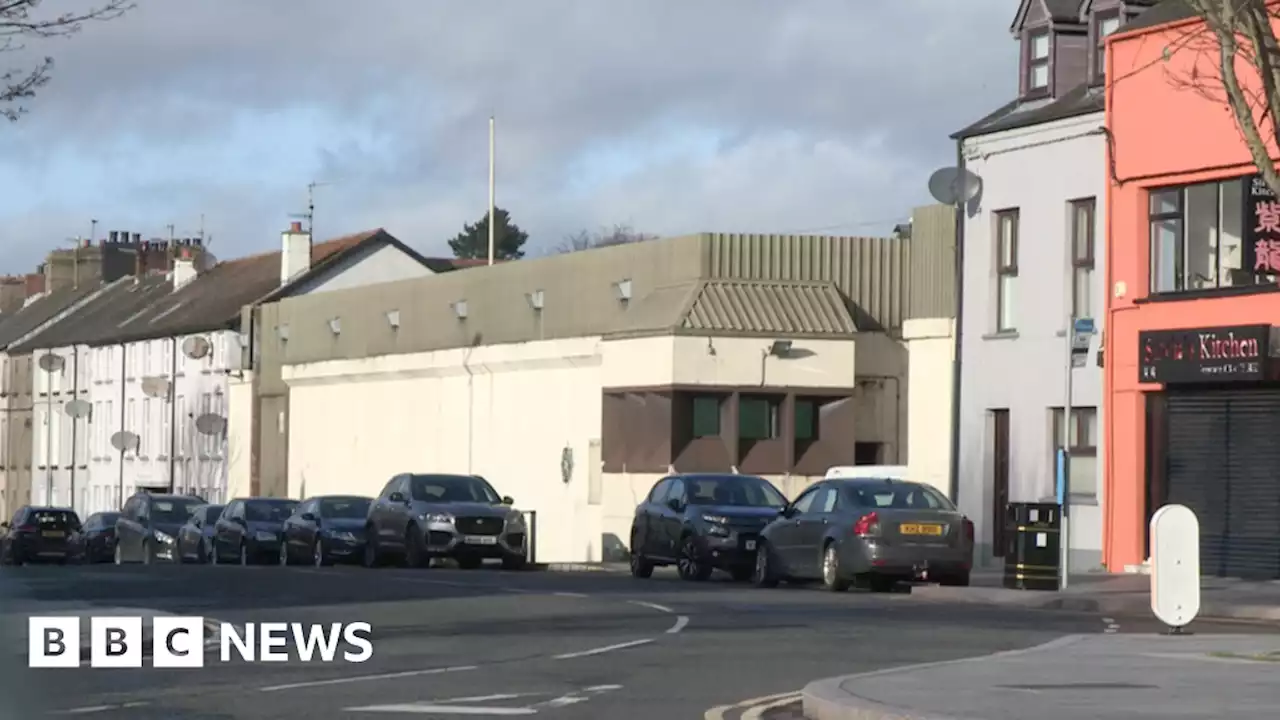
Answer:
[
  {"left": 904, "top": 318, "right": 954, "bottom": 496},
  {"left": 30, "top": 345, "right": 88, "bottom": 510},
  {"left": 958, "top": 111, "right": 1107, "bottom": 569},
  {"left": 0, "top": 354, "right": 33, "bottom": 520}
]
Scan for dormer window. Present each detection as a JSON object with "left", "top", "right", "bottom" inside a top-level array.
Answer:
[
  {"left": 1028, "top": 31, "right": 1051, "bottom": 92},
  {"left": 1094, "top": 11, "right": 1121, "bottom": 80}
]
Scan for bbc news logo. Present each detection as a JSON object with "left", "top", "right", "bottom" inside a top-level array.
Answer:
[{"left": 28, "top": 617, "right": 373, "bottom": 668}]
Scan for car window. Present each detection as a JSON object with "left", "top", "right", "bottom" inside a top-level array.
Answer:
[
  {"left": 847, "top": 483, "right": 954, "bottom": 510},
  {"left": 319, "top": 497, "right": 370, "bottom": 519},
  {"left": 683, "top": 475, "right": 786, "bottom": 508},
  {"left": 150, "top": 499, "right": 199, "bottom": 523},
  {"left": 204, "top": 506, "right": 223, "bottom": 524},
  {"left": 244, "top": 500, "right": 297, "bottom": 522},
  {"left": 665, "top": 479, "right": 687, "bottom": 505},
  {"left": 30, "top": 510, "right": 78, "bottom": 530},
  {"left": 409, "top": 475, "right": 500, "bottom": 503},
  {"left": 792, "top": 487, "right": 821, "bottom": 514},
  {"left": 647, "top": 479, "right": 671, "bottom": 504},
  {"left": 817, "top": 487, "right": 839, "bottom": 513}
]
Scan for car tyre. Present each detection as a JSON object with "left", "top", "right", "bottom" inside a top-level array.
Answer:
[
  {"left": 198, "top": 539, "right": 210, "bottom": 564},
  {"left": 629, "top": 550, "right": 654, "bottom": 579},
  {"left": 404, "top": 526, "right": 427, "bottom": 568},
  {"left": 239, "top": 542, "right": 249, "bottom": 566},
  {"left": 821, "top": 544, "right": 850, "bottom": 592},
  {"left": 362, "top": 529, "right": 382, "bottom": 568},
  {"left": 313, "top": 540, "right": 329, "bottom": 567},
  {"left": 211, "top": 540, "right": 221, "bottom": 565},
  {"left": 752, "top": 542, "right": 779, "bottom": 588},
  {"left": 114, "top": 544, "right": 123, "bottom": 565},
  {"left": 142, "top": 541, "right": 153, "bottom": 566},
  {"left": 676, "top": 535, "right": 712, "bottom": 581},
  {"left": 279, "top": 542, "right": 291, "bottom": 566}
]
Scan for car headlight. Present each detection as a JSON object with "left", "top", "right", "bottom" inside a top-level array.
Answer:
[
  {"left": 153, "top": 530, "right": 174, "bottom": 545},
  {"left": 326, "top": 531, "right": 358, "bottom": 543},
  {"left": 422, "top": 512, "right": 454, "bottom": 524},
  {"left": 254, "top": 531, "right": 277, "bottom": 542},
  {"left": 506, "top": 513, "right": 526, "bottom": 530},
  {"left": 702, "top": 514, "right": 729, "bottom": 525}
]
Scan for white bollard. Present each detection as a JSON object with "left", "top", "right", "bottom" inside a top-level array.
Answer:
[{"left": 1149, "top": 503, "right": 1201, "bottom": 632}]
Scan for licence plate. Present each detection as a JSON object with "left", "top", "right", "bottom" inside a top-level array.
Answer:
[
  {"left": 41, "top": 531, "right": 64, "bottom": 539},
  {"left": 744, "top": 540, "right": 756, "bottom": 551},
  {"left": 899, "top": 523, "right": 943, "bottom": 536},
  {"left": 464, "top": 535, "right": 497, "bottom": 545}
]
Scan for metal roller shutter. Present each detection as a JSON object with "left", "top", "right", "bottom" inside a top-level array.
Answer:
[{"left": 1166, "top": 390, "right": 1280, "bottom": 579}]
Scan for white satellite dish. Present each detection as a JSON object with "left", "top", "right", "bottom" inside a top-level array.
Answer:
[
  {"left": 64, "top": 399, "right": 91, "bottom": 418},
  {"left": 110, "top": 431, "right": 139, "bottom": 452},
  {"left": 927, "top": 166, "right": 983, "bottom": 206},
  {"left": 37, "top": 354, "right": 65, "bottom": 373},
  {"left": 194, "top": 413, "right": 227, "bottom": 436},
  {"left": 182, "top": 335, "right": 211, "bottom": 359},
  {"left": 140, "top": 376, "right": 171, "bottom": 398}
]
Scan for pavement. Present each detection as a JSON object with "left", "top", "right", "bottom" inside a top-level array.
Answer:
[{"left": 0, "top": 561, "right": 1273, "bottom": 719}]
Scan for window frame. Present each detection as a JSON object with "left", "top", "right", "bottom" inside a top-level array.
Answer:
[
  {"left": 1070, "top": 198, "right": 1096, "bottom": 318},
  {"left": 738, "top": 394, "right": 781, "bottom": 441},
  {"left": 1026, "top": 29, "right": 1051, "bottom": 94},
  {"left": 1051, "top": 407, "right": 1098, "bottom": 457},
  {"left": 1092, "top": 10, "right": 1122, "bottom": 82},
  {"left": 995, "top": 208, "right": 1020, "bottom": 332},
  {"left": 1147, "top": 178, "right": 1267, "bottom": 295},
  {"left": 690, "top": 394, "right": 723, "bottom": 438}
]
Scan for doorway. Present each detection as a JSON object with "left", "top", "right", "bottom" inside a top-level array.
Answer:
[{"left": 990, "top": 409, "right": 1010, "bottom": 557}]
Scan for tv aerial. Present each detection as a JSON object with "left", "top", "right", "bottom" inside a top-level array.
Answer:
[
  {"left": 182, "top": 336, "right": 211, "bottom": 359},
  {"left": 927, "top": 166, "right": 983, "bottom": 208},
  {"left": 110, "top": 431, "right": 140, "bottom": 453},
  {"left": 195, "top": 413, "right": 227, "bottom": 436}
]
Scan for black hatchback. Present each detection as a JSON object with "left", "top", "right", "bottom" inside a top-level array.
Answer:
[
  {"left": 629, "top": 473, "right": 787, "bottom": 581},
  {"left": 0, "top": 507, "right": 82, "bottom": 565}
]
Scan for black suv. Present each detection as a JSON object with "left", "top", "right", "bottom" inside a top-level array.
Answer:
[
  {"left": 629, "top": 473, "right": 788, "bottom": 581},
  {"left": 0, "top": 506, "right": 81, "bottom": 565},
  {"left": 115, "top": 492, "right": 203, "bottom": 564}
]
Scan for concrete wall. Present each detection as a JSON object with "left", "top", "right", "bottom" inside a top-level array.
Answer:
[
  {"left": 958, "top": 112, "right": 1106, "bottom": 570},
  {"left": 904, "top": 318, "right": 954, "bottom": 496}
]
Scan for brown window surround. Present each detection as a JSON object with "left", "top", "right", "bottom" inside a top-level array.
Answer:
[
  {"left": 601, "top": 385, "right": 860, "bottom": 476},
  {"left": 1070, "top": 198, "right": 1095, "bottom": 319},
  {"left": 1091, "top": 10, "right": 1121, "bottom": 83},
  {"left": 1025, "top": 29, "right": 1051, "bottom": 98},
  {"left": 995, "top": 208, "right": 1019, "bottom": 332}
]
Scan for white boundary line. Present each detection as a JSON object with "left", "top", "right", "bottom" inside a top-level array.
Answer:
[
  {"left": 259, "top": 664, "right": 478, "bottom": 692},
  {"left": 704, "top": 690, "right": 803, "bottom": 720},
  {"left": 742, "top": 694, "right": 803, "bottom": 719},
  {"left": 553, "top": 638, "right": 654, "bottom": 659}
]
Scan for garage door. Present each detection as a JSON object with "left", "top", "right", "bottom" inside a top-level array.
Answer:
[{"left": 1166, "top": 390, "right": 1280, "bottom": 579}]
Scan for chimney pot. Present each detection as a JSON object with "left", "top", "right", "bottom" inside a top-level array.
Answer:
[{"left": 290, "top": 221, "right": 303, "bottom": 233}]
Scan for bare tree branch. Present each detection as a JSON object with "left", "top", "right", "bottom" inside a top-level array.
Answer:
[
  {"left": 0, "top": 0, "right": 134, "bottom": 121},
  {"left": 553, "top": 224, "right": 658, "bottom": 254}
]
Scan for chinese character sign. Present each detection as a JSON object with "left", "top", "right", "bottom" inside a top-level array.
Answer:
[{"left": 1247, "top": 176, "right": 1280, "bottom": 274}]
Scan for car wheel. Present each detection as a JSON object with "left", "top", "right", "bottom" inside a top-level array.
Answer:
[
  {"left": 404, "top": 527, "right": 427, "bottom": 568},
  {"left": 676, "top": 536, "right": 712, "bottom": 581},
  {"left": 210, "top": 540, "right": 221, "bottom": 565},
  {"left": 501, "top": 554, "right": 526, "bottom": 571},
  {"left": 197, "top": 540, "right": 209, "bottom": 565},
  {"left": 629, "top": 550, "right": 654, "bottom": 579},
  {"left": 239, "top": 542, "right": 249, "bottom": 566},
  {"left": 362, "top": 530, "right": 381, "bottom": 568},
  {"left": 142, "top": 542, "right": 152, "bottom": 566},
  {"left": 279, "top": 542, "right": 290, "bottom": 566},
  {"left": 114, "top": 544, "right": 123, "bottom": 565},
  {"left": 313, "top": 540, "right": 329, "bottom": 567},
  {"left": 456, "top": 556, "right": 482, "bottom": 570},
  {"left": 752, "top": 542, "right": 779, "bottom": 588},
  {"left": 821, "top": 544, "right": 849, "bottom": 592}
]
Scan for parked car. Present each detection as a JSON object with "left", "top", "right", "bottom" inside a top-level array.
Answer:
[
  {"left": 363, "top": 473, "right": 527, "bottom": 570},
  {"left": 280, "top": 495, "right": 372, "bottom": 566},
  {"left": 753, "top": 478, "right": 973, "bottom": 592},
  {"left": 75, "top": 512, "right": 121, "bottom": 564},
  {"left": 0, "top": 507, "right": 82, "bottom": 565},
  {"left": 115, "top": 493, "right": 203, "bottom": 564},
  {"left": 176, "top": 504, "right": 224, "bottom": 564},
  {"left": 210, "top": 498, "right": 298, "bottom": 565},
  {"left": 629, "top": 473, "right": 787, "bottom": 581}
]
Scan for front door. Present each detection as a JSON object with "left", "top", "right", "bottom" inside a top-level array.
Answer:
[
  {"left": 991, "top": 409, "right": 1010, "bottom": 557},
  {"left": 776, "top": 486, "right": 819, "bottom": 572},
  {"left": 792, "top": 486, "right": 837, "bottom": 577}
]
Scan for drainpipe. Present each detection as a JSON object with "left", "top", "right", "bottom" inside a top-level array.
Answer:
[
  {"left": 69, "top": 348, "right": 78, "bottom": 510},
  {"left": 947, "top": 138, "right": 967, "bottom": 505},
  {"left": 117, "top": 346, "right": 127, "bottom": 508},
  {"left": 168, "top": 338, "right": 178, "bottom": 493}
]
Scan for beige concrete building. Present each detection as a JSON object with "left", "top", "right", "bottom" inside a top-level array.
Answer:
[{"left": 238, "top": 216, "right": 956, "bottom": 564}]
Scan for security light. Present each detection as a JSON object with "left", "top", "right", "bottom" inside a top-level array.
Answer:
[
  {"left": 527, "top": 290, "right": 545, "bottom": 310},
  {"left": 453, "top": 300, "right": 468, "bottom": 320},
  {"left": 614, "top": 279, "right": 632, "bottom": 301},
  {"left": 327, "top": 318, "right": 341, "bottom": 335},
  {"left": 386, "top": 310, "right": 401, "bottom": 329},
  {"left": 277, "top": 325, "right": 290, "bottom": 341},
  {"left": 768, "top": 340, "right": 793, "bottom": 357}
]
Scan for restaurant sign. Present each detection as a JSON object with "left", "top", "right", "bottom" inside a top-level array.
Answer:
[
  {"left": 1246, "top": 175, "right": 1280, "bottom": 273},
  {"left": 1138, "top": 325, "right": 1271, "bottom": 383}
]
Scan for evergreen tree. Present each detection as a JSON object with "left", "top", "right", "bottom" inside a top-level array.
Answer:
[{"left": 447, "top": 208, "right": 528, "bottom": 260}]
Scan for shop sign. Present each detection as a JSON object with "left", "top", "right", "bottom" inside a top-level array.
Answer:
[
  {"left": 1138, "top": 325, "right": 1271, "bottom": 383},
  {"left": 1245, "top": 176, "right": 1280, "bottom": 273}
]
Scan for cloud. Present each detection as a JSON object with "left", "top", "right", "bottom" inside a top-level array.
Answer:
[{"left": 0, "top": 0, "right": 1017, "bottom": 269}]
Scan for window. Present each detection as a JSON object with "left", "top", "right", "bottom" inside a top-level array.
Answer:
[
  {"left": 1028, "top": 31, "right": 1050, "bottom": 91},
  {"left": 141, "top": 398, "right": 151, "bottom": 455},
  {"left": 1149, "top": 178, "right": 1259, "bottom": 293},
  {"left": 1094, "top": 12, "right": 1121, "bottom": 79},
  {"left": 794, "top": 398, "right": 818, "bottom": 440},
  {"left": 791, "top": 486, "right": 820, "bottom": 514},
  {"left": 1051, "top": 407, "right": 1098, "bottom": 499},
  {"left": 1070, "top": 198, "right": 1096, "bottom": 318},
  {"left": 995, "top": 209, "right": 1019, "bottom": 331},
  {"left": 738, "top": 395, "right": 780, "bottom": 440},
  {"left": 691, "top": 395, "right": 722, "bottom": 438}
]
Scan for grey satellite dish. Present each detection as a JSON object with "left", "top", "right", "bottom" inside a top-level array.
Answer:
[
  {"left": 64, "top": 399, "right": 91, "bottom": 418},
  {"left": 140, "top": 376, "right": 171, "bottom": 398},
  {"left": 195, "top": 413, "right": 227, "bottom": 436},
  {"left": 110, "top": 431, "right": 139, "bottom": 452},
  {"left": 37, "top": 354, "right": 65, "bottom": 372},
  {"left": 182, "top": 335, "right": 211, "bottom": 359},
  {"left": 927, "top": 166, "right": 983, "bottom": 206}
]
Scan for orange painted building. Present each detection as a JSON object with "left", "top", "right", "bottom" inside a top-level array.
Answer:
[{"left": 1104, "top": 7, "right": 1280, "bottom": 578}]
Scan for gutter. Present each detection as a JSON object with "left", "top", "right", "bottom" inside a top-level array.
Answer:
[{"left": 947, "top": 138, "right": 966, "bottom": 505}]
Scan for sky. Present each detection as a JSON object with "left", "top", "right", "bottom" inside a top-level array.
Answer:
[{"left": 0, "top": 0, "right": 1017, "bottom": 271}]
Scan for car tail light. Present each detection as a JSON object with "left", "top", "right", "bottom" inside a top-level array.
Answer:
[
  {"left": 853, "top": 512, "right": 880, "bottom": 537},
  {"left": 15, "top": 524, "right": 37, "bottom": 533},
  {"left": 963, "top": 517, "right": 974, "bottom": 542}
]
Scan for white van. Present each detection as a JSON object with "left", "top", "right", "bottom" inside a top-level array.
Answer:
[{"left": 824, "top": 465, "right": 908, "bottom": 481}]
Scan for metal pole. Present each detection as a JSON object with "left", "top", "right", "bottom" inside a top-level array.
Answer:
[
  {"left": 946, "top": 140, "right": 967, "bottom": 505},
  {"left": 69, "top": 349, "right": 78, "bottom": 512},
  {"left": 1061, "top": 315, "right": 1074, "bottom": 591},
  {"left": 44, "top": 363, "right": 52, "bottom": 505},
  {"left": 488, "top": 116, "right": 496, "bottom": 265},
  {"left": 168, "top": 338, "right": 178, "bottom": 493}
]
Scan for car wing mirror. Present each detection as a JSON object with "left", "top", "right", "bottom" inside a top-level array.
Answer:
[
  {"left": 666, "top": 498, "right": 682, "bottom": 512},
  {"left": 389, "top": 491, "right": 406, "bottom": 503},
  {"left": 301, "top": 512, "right": 317, "bottom": 522},
  {"left": 501, "top": 496, "right": 514, "bottom": 505},
  {"left": 779, "top": 507, "right": 793, "bottom": 518}
]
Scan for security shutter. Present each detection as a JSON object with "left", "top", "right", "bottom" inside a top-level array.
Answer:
[{"left": 1166, "top": 390, "right": 1280, "bottom": 579}]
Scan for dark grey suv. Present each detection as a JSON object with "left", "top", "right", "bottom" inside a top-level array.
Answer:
[{"left": 363, "top": 473, "right": 528, "bottom": 570}]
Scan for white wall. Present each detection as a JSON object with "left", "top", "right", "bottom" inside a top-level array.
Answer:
[
  {"left": 958, "top": 112, "right": 1106, "bottom": 569},
  {"left": 294, "top": 243, "right": 435, "bottom": 295},
  {"left": 904, "top": 318, "right": 953, "bottom": 496},
  {"left": 601, "top": 335, "right": 857, "bottom": 388}
]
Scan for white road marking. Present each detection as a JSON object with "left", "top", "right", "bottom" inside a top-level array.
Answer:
[
  {"left": 553, "top": 591, "right": 588, "bottom": 598},
  {"left": 58, "top": 702, "right": 151, "bottom": 715},
  {"left": 347, "top": 703, "right": 535, "bottom": 715},
  {"left": 667, "top": 615, "right": 689, "bottom": 634},
  {"left": 501, "top": 587, "right": 533, "bottom": 594},
  {"left": 584, "top": 684, "right": 623, "bottom": 691},
  {"left": 628, "top": 600, "right": 673, "bottom": 613},
  {"left": 704, "top": 691, "right": 802, "bottom": 720},
  {"left": 742, "top": 694, "right": 803, "bottom": 719},
  {"left": 553, "top": 638, "right": 653, "bottom": 659},
  {"left": 259, "top": 664, "right": 477, "bottom": 692},
  {"left": 436, "top": 694, "right": 529, "bottom": 703},
  {"left": 1102, "top": 617, "right": 1115, "bottom": 623}
]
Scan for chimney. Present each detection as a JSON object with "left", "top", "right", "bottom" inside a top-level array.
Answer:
[
  {"left": 172, "top": 246, "right": 197, "bottom": 290},
  {"left": 108, "top": 231, "right": 119, "bottom": 244},
  {"left": 281, "top": 220, "right": 311, "bottom": 286},
  {"left": 24, "top": 272, "right": 44, "bottom": 298}
]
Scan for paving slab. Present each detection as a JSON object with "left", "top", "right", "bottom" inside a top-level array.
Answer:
[{"left": 803, "top": 633, "right": 1280, "bottom": 720}]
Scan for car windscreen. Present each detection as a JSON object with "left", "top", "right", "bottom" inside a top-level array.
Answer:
[
  {"left": 244, "top": 500, "right": 297, "bottom": 522},
  {"left": 847, "top": 482, "right": 955, "bottom": 511},
  {"left": 151, "top": 500, "right": 199, "bottom": 524},
  {"left": 319, "top": 498, "right": 370, "bottom": 519},
  {"left": 409, "top": 475, "right": 500, "bottom": 504},
  {"left": 29, "top": 511, "right": 78, "bottom": 530},
  {"left": 685, "top": 476, "right": 786, "bottom": 508},
  {"left": 203, "top": 506, "right": 224, "bottom": 524},
  {"left": 95, "top": 513, "right": 121, "bottom": 529}
]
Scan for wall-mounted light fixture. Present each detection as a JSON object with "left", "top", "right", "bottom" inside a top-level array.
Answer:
[
  {"left": 276, "top": 324, "right": 290, "bottom": 342},
  {"left": 526, "top": 289, "right": 545, "bottom": 310},
  {"left": 452, "top": 300, "right": 468, "bottom": 320},
  {"left": 327, "top": 318, "right": 341, "bottom": 335},
  {"left": 768, "top": 339, "right": 793, "bottom": 357},
  {"left": 386, "top": 310, "right": 401, "bottom": 329},
  {"left": 614, "top": 279, "right": 632, "bottom": 302}
]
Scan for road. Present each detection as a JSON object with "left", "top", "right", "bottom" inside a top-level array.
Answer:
[{"left": 0, "top": 563, "right": 1271, "bottom": 719}]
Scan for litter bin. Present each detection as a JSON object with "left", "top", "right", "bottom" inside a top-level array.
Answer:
[{"left": 1002, "top": 502, "right": 1061, "bottom": 591}]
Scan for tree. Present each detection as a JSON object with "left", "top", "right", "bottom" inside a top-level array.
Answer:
[
  {"left": 554, "top": 223, "right": 658, "bottom": 254},
  {"left": 447, "top": 207, "right": 528, "bottom": 260},
  {"left": 1, "top": 0, "right": 135, "bottom": 121}
]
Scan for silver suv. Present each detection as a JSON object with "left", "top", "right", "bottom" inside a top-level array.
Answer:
[{"left": 363, "top": 473, "right": 528, "bottom": 569}]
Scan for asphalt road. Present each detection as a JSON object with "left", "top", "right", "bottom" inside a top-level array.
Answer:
[{"left": 0, "top": 562, "right": 1272, "bottom": 719}]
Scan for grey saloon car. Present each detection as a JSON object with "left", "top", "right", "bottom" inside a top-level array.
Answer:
[{"left": 753, "top": 478, "right": 973, "bottom": 592}]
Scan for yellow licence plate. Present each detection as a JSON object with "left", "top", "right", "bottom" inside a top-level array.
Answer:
[
  {"left": 899, "top": 523, "right": 942, "bottom": 536},
  {"left": 41, "top": 531, "right": 64, "bottom": 538}
]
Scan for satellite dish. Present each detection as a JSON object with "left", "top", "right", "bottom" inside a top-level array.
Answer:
[
  {"left": 140, "top": 376, "right": 171, "bottom": 398},
  {"left": 927, "top": 166, "right": 983, "bottom": 206},
  {"left": 195, "top": 413, "right": 227, "bottom": 436},
  {"left": 64, "top": 399, "right": 91, "bottom": 418},
  {"left": 37, "top": 354, "right": 65, "bottom": 373},
  {"left": 182, "top": 336, "right": 211, "bottom": 359},
  {"left": 110, "top": 431, "right": 139, "bottom": 452}
]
